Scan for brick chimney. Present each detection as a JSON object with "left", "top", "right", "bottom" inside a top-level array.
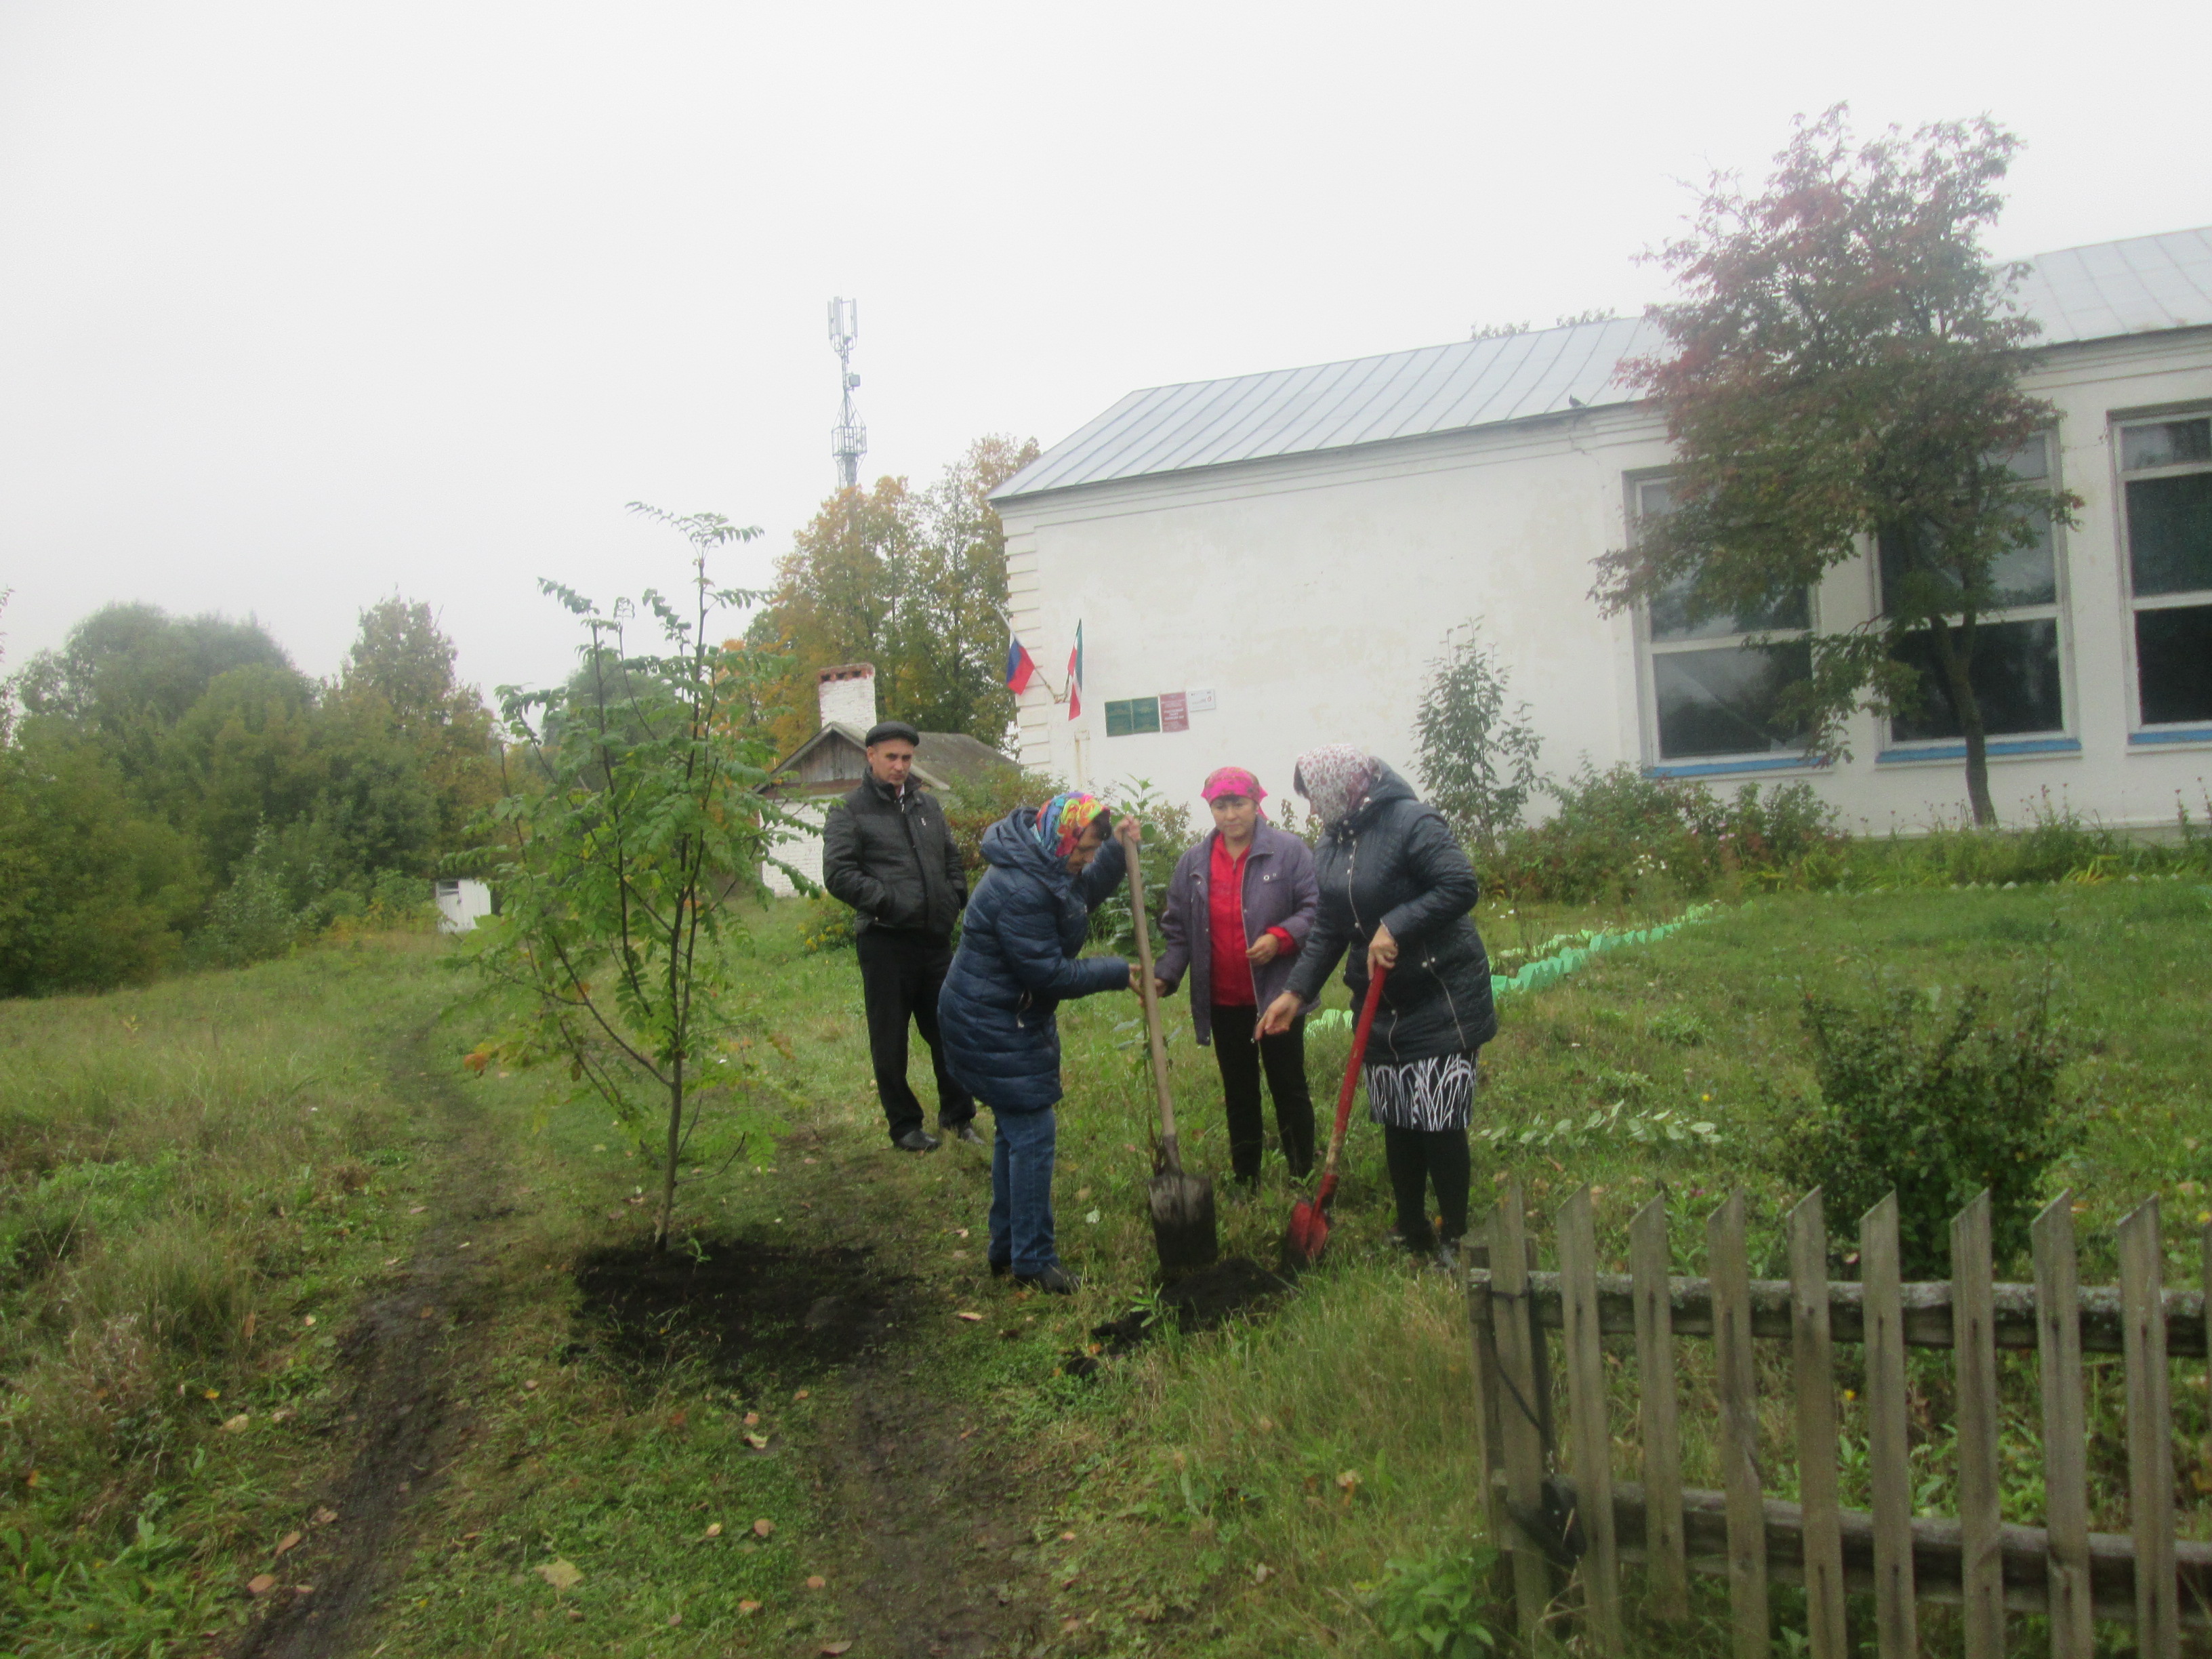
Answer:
[{"left": 816, "top": 662, "right": 878, "bottom": 732}]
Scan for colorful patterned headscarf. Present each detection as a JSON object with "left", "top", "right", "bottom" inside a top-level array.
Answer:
[
  {"left": 1200, "top": 766, "right": 1267, "bottom": 812},
  {"left": 1292, "top": 745, "right": 1385, "bottom": 828},
  {"left": 1033, "top": 792, "right": 1111, "bottom": 859}
]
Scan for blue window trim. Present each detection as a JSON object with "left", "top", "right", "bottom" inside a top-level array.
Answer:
[
  {"left": 2129, "top": 726, "right": 2212, "bottom": 747},
  {"left": 1644, "top": 754, "right": 1822, "bottom": 780},
  {"left": 1875, "top": 736, "right": 2081, "bottom": 766}
]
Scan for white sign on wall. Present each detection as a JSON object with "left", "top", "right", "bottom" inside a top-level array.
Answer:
[{"left": 1187, "top": 688, "right": 1216, "bottom": 712}]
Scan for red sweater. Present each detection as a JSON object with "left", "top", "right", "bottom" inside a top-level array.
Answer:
[{"left": 1208, "top": 835, "right": 1294, "bottom": 1007}]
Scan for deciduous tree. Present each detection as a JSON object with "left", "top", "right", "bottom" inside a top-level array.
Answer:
[
  {"left": 1591, "top": 108, "right": 2077, "bottom": 825},
  {"left": 748, "top": 436, "right": 1037, "bottom": 752},
  {"left": 464, "top": 508, "right": 805, "bottom": 1248}
]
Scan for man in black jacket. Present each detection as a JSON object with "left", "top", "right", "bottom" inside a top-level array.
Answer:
[{"left": 820, "top": 721, "right": 981, "bottom": 1151}]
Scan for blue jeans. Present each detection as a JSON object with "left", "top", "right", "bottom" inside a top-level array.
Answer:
[{"left": 986, "top": 1104, "right": 1057, "bottom": 1275}]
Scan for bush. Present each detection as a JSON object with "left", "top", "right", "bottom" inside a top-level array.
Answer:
[
  {"left": 1484, "top": 764, "right": 1845, "bottom": 905},
  {"left": 1364, "top": 1546, "right": 1500, "bottom": 1657},
  {"left": 1780, "top": 978, "right": 2078, "bottom": 1277},
  {"left": 1414, "top": 621, "right": 1544, "bottom": 849},
  {"left": 194, "top": 825, "right": 302, "bottom": 967},
  {"left": 1082, "top": 779, "right": 1195, "bottom": 954},
  {"left": 797, "top": 894, "right": 855, "bottom": 954},
  {"left": 939, "top": 763, "right": 1059, "bottom": 875}
]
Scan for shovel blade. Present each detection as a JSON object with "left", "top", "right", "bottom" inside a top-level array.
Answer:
[
  {"left": 1148, "top": 1171, "right": 1218, "bottom": 1275},
  {"left": 1282, "top": 1197, "right": 1331, "bottom": 1269}
]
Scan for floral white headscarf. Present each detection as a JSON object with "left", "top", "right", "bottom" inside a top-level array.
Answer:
[{"left": 1292, "top": 745, "right": 1385, "bottom": 828}]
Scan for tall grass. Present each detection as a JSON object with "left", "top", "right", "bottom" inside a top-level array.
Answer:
[{"left": 0, "top": 933, "right": 447, "bottom": 1655}]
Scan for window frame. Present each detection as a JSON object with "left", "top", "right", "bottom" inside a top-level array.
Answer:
[
  {"left": 2114, "top": 408, "right": 2212, "bottom": 747},
  {"left": 1628, "top": 470, "right": 1820, "bottom": 777},
  {"left": 1873, "top": 430, "right": 2078, "bottom": 766}
]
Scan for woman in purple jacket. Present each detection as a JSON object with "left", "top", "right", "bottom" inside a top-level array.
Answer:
[{"left": 1153, "top": 768, "right": 1319, "bottom": 1184}]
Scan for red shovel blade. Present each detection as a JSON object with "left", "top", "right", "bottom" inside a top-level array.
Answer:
[
  {"left": 1282, "top": 1171, "right": 1340, "bottom": 1267},
  {"left": 1283, "top": 1198, "right": 1330, "bottom": 1265}
]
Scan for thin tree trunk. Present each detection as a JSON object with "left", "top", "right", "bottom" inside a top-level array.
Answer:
[
  {"left": 1926, "top": 613, "right": 1996, "bottom": 827},
  {"left": 658, "top": 1055, "right": 681, "bottom": 1250}
]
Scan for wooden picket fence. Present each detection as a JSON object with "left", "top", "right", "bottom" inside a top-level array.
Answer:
[{"left": 1463, "top": 1185, "right": 2212, "bottom": 1656}]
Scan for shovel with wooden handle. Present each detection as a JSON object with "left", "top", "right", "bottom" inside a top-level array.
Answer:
[
  {"left": 1281, "top": 966, "right": 1388, "bottom": 1270},
  {"left": 1124, "top": 851, "right": 1218, "bottom": 1275}
]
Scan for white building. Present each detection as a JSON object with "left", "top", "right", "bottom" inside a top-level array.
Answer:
[
  {"left": 993, "top": 227, "right": 2212, "bottom": 833},
  {"left": 761, "top": 663, "right": 1018, "bottom": 897},
  {"left": 433, "top": 878, "right": 494, "bottom": 933}
]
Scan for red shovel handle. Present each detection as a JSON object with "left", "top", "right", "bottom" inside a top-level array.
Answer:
[{"left": 1312, "top": 966, "right": 1388, "bottom": 1211}]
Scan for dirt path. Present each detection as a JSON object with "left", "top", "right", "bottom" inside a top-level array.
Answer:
[
  {"left": 811, "top": 1367, "right": 1054, "bottom": 1658},
  {"left": 574, "top": 1193, "right": 1060, "bottom": 1658},
  {"left": 225, "top": 1023, "right": 1070, "bottom": 1659},
  {"left": 230, "top": 1025, "right": 510, "bottom": 1659}
]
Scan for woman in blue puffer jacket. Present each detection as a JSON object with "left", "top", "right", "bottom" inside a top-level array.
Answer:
[{"left": 937, "top": 794, "right": 1141, "bottom": 1293}]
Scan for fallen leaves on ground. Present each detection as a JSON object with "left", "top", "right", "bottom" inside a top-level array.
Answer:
[
  {"left": 752, "top": 1518, "right": 775, "bottom": 1538},
  {"left": 805, "top": 1574, "right": 827, "bottom": 1590},
  {"left": 221, "top": 1414, "right": 250, "bottom": 1433},
  {"left": 738, "top": 1599, "right": 762, "bottom": 1615},
  {"left": 744, "top": 1432, "right": 769, "bottom": 1450},
  {"left": 535, "top": 1559, "right": 583, "bottom": 1592},
  {"left": 245, "top": 1574, "right": 277, "bottom": 1597},
  {"left": 703, "top": 1523, "right": 722, "bottom": 1539},
  {"left": 821, "top": 1643, "right": 853, "bottom": 1656},
  {"left": 312, "top": 1507, "right": 339, "bottom": 1525},
  {"left": 955, "top": 1311, "right": 983, "bottom": 1322},
  {"left": 274, "top": 1532, "right": 302, "bottom": 1557},
  {"left": 743, "top": 1411, "right": 760, "bottom": 1426}
]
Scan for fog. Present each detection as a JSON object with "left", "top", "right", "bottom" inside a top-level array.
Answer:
[{"left": 2, "top": 0, "right": 2202, "bottom": 697}]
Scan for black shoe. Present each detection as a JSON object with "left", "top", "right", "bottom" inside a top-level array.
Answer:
[
  {"left": 989, "top": 1258, "right": 1012, "bottom": 1278},
  {"left": 1012, "top": 1264, "right": 1081, "bottom": 1294},
  {"left": 943, "top": 1120, "right": 986, "bottom": 1147},
  {"left": 894, "top": 1128, "right": 941, "bottom": 1153}
]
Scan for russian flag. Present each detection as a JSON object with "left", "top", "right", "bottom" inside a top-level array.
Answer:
[{"left": 1004, "top": 634, "right": 1038, "bottom": 695}]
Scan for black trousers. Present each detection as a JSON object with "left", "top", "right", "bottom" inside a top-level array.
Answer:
[
  {"left": 1208, "top": 1005, "right": 1316, "bottom": 1181},
  {"left": 1382, "top": 1124, "right": 1471, "bottom": 1249},
  {"left": 857, "top": 929, "right": 972, "bottom": 1140}
]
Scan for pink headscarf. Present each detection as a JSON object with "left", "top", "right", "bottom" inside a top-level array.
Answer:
[{"left": 1200, "top": 766, "right": 1267, "bottom": 814}]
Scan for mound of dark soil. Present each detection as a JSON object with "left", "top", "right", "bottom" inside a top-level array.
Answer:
[
  {"left": 1066, "top": 1254, "right": 1289, "bottom": 1378},
  {"left": 573, "top": 1237, "right": 908, "bottom": 1386}
]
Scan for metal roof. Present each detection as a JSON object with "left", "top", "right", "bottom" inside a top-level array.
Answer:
[
  {"left": 996, "top": 226, "right": 2212, "bottom": 504},
  {"left": 2011, "top": 226, "right": 2212, "bottom": 345}
]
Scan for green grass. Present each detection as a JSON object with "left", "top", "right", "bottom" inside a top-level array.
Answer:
[
  {"left": 3, "top": 874, "right": 2208, "bottom": 1656},
  {"left": 0, "top": 930, "right": 454, "bottom": 1654}
]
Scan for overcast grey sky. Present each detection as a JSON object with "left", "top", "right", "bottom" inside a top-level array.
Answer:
[{"left": 3, "top": 0, "right": 2205, "bottom": 700}]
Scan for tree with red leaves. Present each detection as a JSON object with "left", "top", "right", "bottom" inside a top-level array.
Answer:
[{"left": 1593, "top": 108, "right": 2078, "bottom": 825}]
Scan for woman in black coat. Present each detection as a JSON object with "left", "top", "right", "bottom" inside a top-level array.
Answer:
[{"left": 1260, "top": 747, "right": 1496, "bottom": 1262}]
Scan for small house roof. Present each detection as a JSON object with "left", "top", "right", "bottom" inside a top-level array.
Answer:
[
  {"left": 767, "top": 722, "right": 1018, "bottom": 796},
  {"left": 994, "top": 226, "right": 2212, "bottom": 504}
]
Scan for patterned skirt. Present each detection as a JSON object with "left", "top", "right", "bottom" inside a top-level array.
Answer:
[{"left": 1364, "top": 1051, "right": 1479, "bottom": 1132}]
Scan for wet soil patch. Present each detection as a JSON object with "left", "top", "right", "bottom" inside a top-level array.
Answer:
[
  {"left": 232, "top": 1036, "right": 506, "bottom": 1659},
  {"left": 571, "top": 1236, "right": 909, "bottom": 1387},
  {"left": 1067, "top": 1254, "right": 1289, "bottom": 1377}
]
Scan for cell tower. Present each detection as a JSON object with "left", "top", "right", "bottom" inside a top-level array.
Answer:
[{"left": 827, "top": 297, "right": 866, "bottom": 491}]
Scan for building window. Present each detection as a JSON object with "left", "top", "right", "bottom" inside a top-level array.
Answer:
[
  {"left": 1635, "top": 478, "right": 1815, "bottom": 763},
  {"left": 1881, "top": 435, "right": 2066, "bottom": 745},
  {"left": 1103, "top": 697, "right": 1160, "bottom": 737},
  {"left": 2119, "top": 414, "right": 2212, "bottom": 731}
]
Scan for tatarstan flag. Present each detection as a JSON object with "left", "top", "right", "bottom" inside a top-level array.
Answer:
[{"left": 1066, "top": 622, "right": 1082, "bottom": 720}]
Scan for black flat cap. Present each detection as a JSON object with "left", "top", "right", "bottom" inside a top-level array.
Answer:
[{"left": 863, "top": 720, "right": 921, "bottom": 747}]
